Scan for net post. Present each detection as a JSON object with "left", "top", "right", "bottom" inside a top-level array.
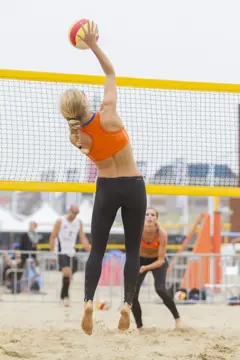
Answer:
[
  {"left": 238, "top": 104, "right": 240, "bottom": 187},
  {"left": 213, "top": 211, "right": 222, "bottom": 286},
  {"left": 229, "top": 105, "right": 240, "bottom": 232}
]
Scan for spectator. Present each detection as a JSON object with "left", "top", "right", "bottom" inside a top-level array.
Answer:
[
  {"left": 22, "top": 258, "right": 42, "bottom": 294},
  {"left": 2, "top": 249, "right": 23, "bottom": 293},
  {"left": 19, "top": 221, "right": 39, "bottom": 266}
]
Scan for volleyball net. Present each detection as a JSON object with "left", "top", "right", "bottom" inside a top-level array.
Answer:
[{"left": 0, "top": 69, "right": 240, "bottom": 196}]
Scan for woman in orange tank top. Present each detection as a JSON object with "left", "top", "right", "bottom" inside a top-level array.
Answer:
[
  {"left": 132, "top": 208, "right": 181, "bottom": 329},
  {"left": 59, "top": 22, "right": 146, "bottom": 335}
]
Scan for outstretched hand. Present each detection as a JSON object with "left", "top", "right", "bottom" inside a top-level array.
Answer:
[{"left": 77, "top": 20, "right": 98, "bottom": 49}]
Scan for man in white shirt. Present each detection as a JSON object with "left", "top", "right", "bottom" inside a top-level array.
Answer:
[{"left": 49, "top": 204, "right": 90, "bottom": 306}]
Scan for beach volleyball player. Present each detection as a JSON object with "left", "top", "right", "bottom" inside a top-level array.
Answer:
[
  {"left": 132, "top": 208, "right": 181, "bottom": 329},
  {"left": 49, "top": 204, "right": 90, "bottom": 307},
  {"left": 60, "top": 20, "right": 147, "bottom": 335}
]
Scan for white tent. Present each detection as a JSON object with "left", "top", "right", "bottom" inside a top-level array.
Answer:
[
  {"left": 23, "top": 202, "right": 60, "bottom": 233},
  {"left": 21, "top": 201, "right": 124, "bottom": 234},
  {"left": 0, "top": 207, "right": 26, "bottom": 232},
  {"left": 78, "top": 199, "right": 93, "bottom": 226}
]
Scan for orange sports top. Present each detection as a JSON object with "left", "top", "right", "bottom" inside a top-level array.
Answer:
[
  {"left": 80, "top": 112, "right": 129, "bottom": 163},
  {"left": 140, "top": 229, "right": 160, "bottom": 249}
]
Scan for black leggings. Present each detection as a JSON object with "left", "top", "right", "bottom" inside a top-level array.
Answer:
[
  {"left": 84, "top": 176, "right": 146, "bottom": 305},
  {"left": 132, "top": 257, "right": 180, "bottom": 328}
]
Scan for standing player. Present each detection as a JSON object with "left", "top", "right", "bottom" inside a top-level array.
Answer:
[
  {"left": 132, "top": 208, "right": 181, "bottom": 329},
  {"left": 60, "top": 21, "right": 146, "bottom": 335},
  {"left": 49, "top": 204, "right": 90, "bottom": 307}
]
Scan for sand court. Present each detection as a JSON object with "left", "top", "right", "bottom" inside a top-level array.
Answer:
[{"left": 0, "top": 300, "right": 240, "bottom": 360}]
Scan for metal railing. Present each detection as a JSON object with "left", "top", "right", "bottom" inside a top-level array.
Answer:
[{"left": 0, "top": 250, "right": 239, "bottom": 305}]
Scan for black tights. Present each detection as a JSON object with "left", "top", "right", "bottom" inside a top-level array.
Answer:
[
  {"left": 84, "top": 176, "right": 146, "bottom": 305},
  {"left": 132, "top": 257, "right": 180, "bottom": 328}
]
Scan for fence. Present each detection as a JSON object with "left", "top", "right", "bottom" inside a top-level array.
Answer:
[{"left": 0, "top": 250, "right": 240, "bottom": 305}]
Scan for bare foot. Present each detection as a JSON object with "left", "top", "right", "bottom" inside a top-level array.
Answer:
[
  {"left": 118, "top": 303, "right": 131, "bottom": 331},
  {"left": 81, "top": 301, "right": 93, "bottom": 335},
  {"left": 175, "top": 318, "right": 182, "bottom": 329}
]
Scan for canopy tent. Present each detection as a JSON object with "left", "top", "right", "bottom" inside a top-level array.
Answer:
[
  {"left": 23, "top": 202, "right": 60, "bottom": 233},
  {"left": 0, "top": 207, "right": 26, "bottom": 232}
]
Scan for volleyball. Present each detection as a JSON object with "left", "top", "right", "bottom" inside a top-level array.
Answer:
[
  {"left": 68, "top": 19, "right": 99, "bottom": 50},
  {"left": 96, "top": 301, "right": 110, "bottom": 310},
  {"left": 174, "top": 290, "right": 187, "bottom": 301}
]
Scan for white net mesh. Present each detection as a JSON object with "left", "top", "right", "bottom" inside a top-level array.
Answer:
[{"left": 0, "top": 78, "right": 239, "bottom": 186}]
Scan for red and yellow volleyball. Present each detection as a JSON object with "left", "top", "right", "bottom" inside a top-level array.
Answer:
[
  {"left": 95, "top": 301, "right": 110, "bottom": 310},
  {"left": 68, "top": 19, "right": 99, "bottom": 50},
  {"left": 174, "top": 290, "right": 187, "bottom": 301}
]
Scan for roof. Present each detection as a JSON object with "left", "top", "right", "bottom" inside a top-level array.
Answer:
[{"left": 155, "top": 163, "right": 236, "bottom": 178}]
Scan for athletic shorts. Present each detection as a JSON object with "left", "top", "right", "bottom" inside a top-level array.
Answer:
[{"left": 58, "top": 254, "right": 78, "bottom": 274}]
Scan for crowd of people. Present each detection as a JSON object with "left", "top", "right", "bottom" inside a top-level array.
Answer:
[
  {"left": 1, "top": 205, "right": 90, "bottom": 296},
  {"left": 2, "top": 221, "right": 43, "bottom": 293}
]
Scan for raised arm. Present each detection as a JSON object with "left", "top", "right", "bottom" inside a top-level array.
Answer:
[
  {"left": 91, "top": 45, "right": 116, "bottom": 108},
  {"left": 79, "top": 21, "right": 117, "bottom": 111}
]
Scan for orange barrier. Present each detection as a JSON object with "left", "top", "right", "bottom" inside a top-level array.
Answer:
[
  {"left": 167, "top": 214, "right": 205, "bottom": 275},
  {"left": 181, "top": 214, "right": 211, "bottom": 289}
]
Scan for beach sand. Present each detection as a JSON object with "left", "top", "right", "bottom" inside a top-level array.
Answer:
[{"left": 0, "top": 272, "right": 240, "bottom": 360}]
